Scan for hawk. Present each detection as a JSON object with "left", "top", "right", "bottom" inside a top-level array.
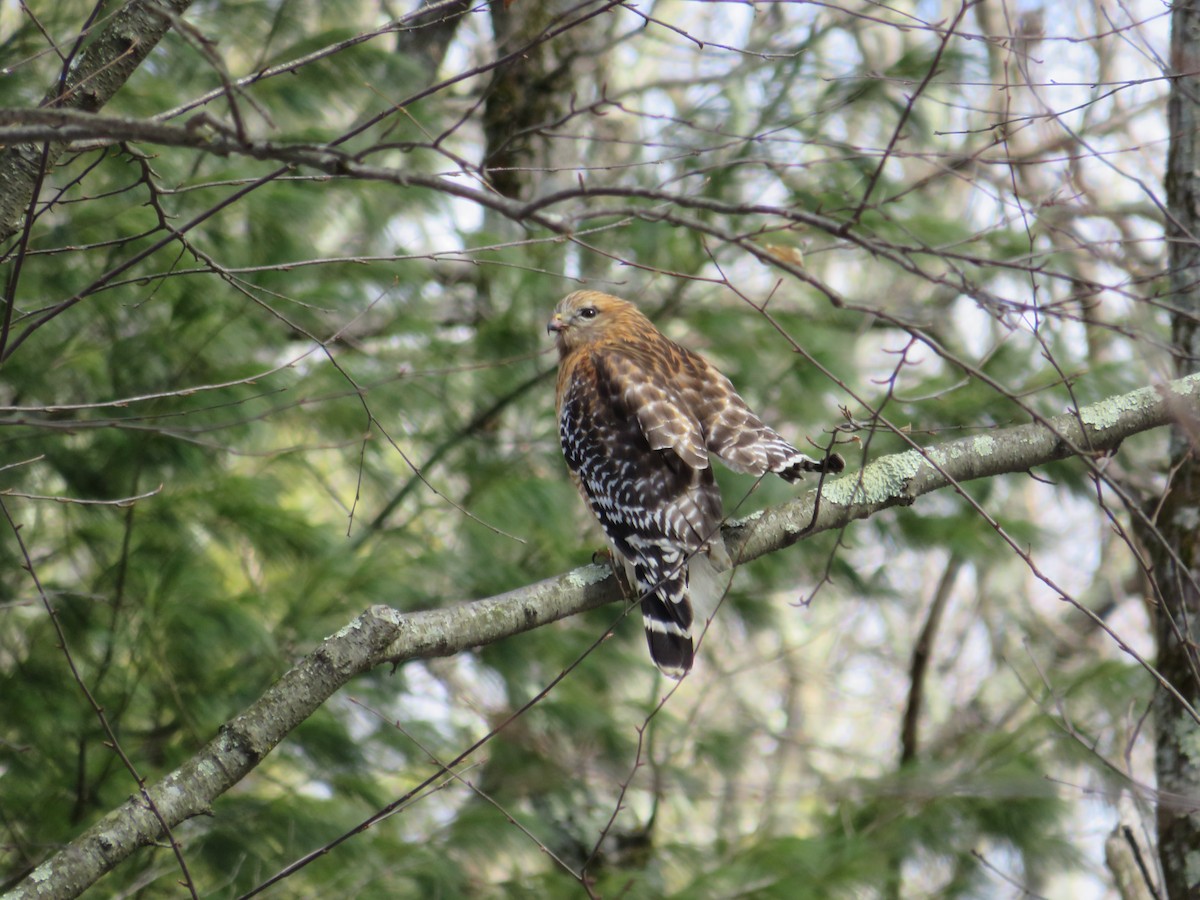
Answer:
[{"left": 548, "top": 291, "right": 843, "bottom": 677}]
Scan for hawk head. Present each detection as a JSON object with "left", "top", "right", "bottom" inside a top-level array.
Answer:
[{"left": 547, "top": 291, "right": 644, "bottom": 355}]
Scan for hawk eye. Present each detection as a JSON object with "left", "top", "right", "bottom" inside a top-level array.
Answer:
[{"left": 578, "top": 306, "right": 598, "bottom": 319}]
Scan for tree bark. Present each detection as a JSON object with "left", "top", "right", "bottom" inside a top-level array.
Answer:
[
  {"left": 1151, "top": 3, "right": 1200, "bottom": 896},
  {"left": 9, "top": 372, "right": 1200, "bottom": 899},
  {"left": 482, "top": 0, "right": 614, "bottom": 200},
  {"left": 0, "top": 0, "right": 196, "bottom": 244}
]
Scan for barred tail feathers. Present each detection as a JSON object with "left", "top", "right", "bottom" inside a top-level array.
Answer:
[
  {"left": 629, "top": 553, "right": 690, "bottom": 678},
  {"left": 629, "top": 539, "right": 732, "bottom": 679},
  {"left": 775, "top": 443, "right": 845, "bottom": 483}
]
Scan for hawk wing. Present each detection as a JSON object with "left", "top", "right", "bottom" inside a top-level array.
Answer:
[{"left": 601, "top": 344, "right": 710, "bottom": 471}]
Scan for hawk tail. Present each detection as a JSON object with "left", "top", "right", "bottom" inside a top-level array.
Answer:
[
  {"left": 633, "top": 560, "right": 694, "bottom": 679},
  {"left": 641, "top": 592, "right": 693, "bottom": 679},
  {"left": 632, "top": 544, "right": 730, "bottom": 679}
]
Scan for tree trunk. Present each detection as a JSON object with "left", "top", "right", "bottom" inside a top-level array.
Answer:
[
  {"left": 1152, "top": 2, "right": 1200, "bottom": 896},
  {"left": 482, "top": 0, "right": 614, "bottom": 200}
]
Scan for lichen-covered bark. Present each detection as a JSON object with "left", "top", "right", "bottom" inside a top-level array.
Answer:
[
  {"left": 15, "top": 373, "right": 1200, "bottom": 899},
  {"left": 1152, "top": 2, "right": 1200, "bottom": 895},
  {"left": 1148, "top": 483, "right": 1200, "bottom": 897}
]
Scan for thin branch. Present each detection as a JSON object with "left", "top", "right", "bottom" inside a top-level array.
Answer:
[
  {"left": 0, "top": 483, "right": 161, "bottom": 506},
  {"left": 899, "top": 555, "right": 964, "bottom": 765},
  {"left": 846, "top": 0, "right": 972, "bottom": 226}
]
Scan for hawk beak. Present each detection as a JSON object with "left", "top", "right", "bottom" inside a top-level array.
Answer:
[{"left": 547, "top": 314, "right": 567, "bottom": 334}]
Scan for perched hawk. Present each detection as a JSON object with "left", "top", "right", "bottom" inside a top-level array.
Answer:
[{"left": 548, "top": 291, "right": 843, "bottom": 677}]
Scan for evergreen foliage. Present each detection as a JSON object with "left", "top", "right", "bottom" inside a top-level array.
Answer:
[{"left": 0, "top": 2, "right": 1180, "bottom": 896}]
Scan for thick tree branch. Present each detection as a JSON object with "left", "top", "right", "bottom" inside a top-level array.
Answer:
[{"left": 11, "top": 372, "right": 1200, "bottom": 899}]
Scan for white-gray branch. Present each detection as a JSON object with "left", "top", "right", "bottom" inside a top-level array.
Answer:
[{"left": 13, "top": 372, "right": 1200, "bottom": 899}]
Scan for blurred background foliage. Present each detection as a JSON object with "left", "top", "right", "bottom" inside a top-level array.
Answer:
[{"left": 0, "top": 1, "right": 1173, "bottom": 896}]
